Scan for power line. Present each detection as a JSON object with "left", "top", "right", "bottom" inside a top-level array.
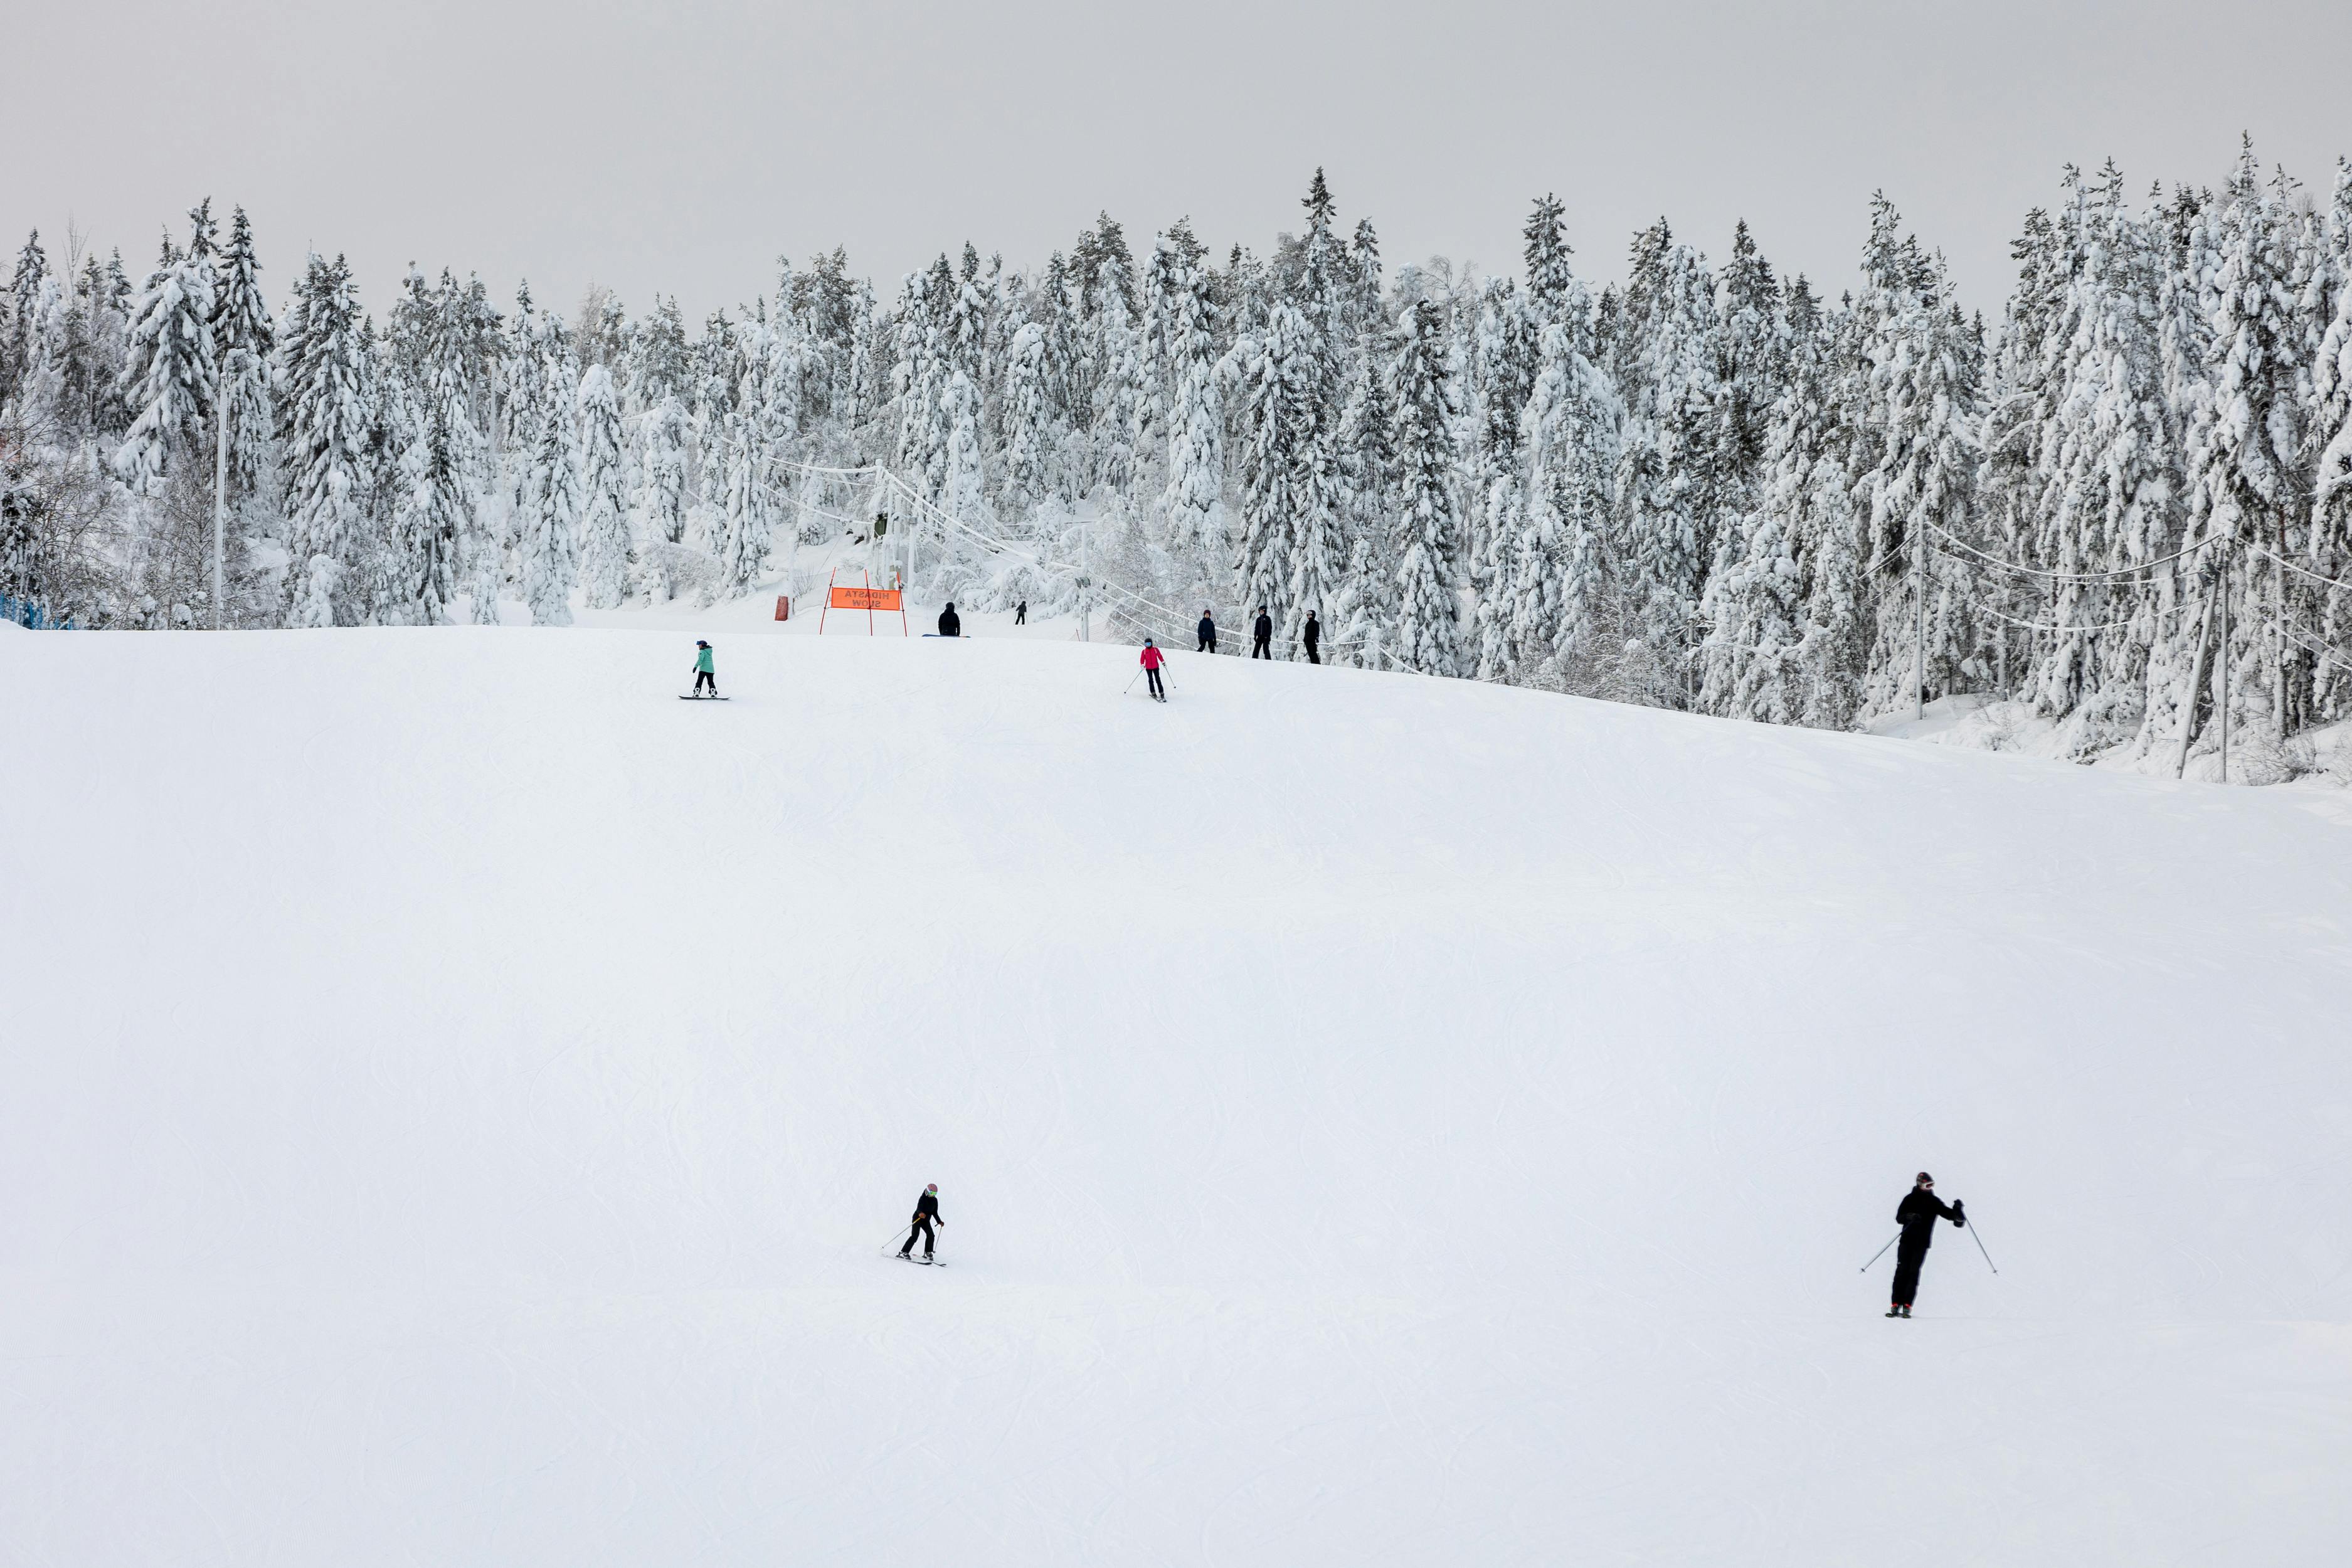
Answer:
[{"left": 1924, "top": 519, "right": 2203, "bottom": 583}]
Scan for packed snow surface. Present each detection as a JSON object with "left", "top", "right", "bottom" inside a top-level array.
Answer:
[{"left": 4, "top": 628, "right": 2349, "bottom": 1567}]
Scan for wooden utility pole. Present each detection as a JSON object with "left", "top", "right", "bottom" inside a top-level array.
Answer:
[
  {"left": 2173, "top": 564, "right": 2221, "bottom": 781},
  {"left": 212, "top": 350, "right": 238, "bottom": 630}
]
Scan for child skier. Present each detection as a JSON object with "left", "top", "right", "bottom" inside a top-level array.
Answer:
[
  {"left": 691, "top": 640, "right": 717, "bottom": 696},
  {"left": 1887, "top": 1172, "right": 1966, "bottom": 1317},
  {"left": 898, "top": 1184, "right": 944, "bottom": 1261},
  {"left": 1140, "top": 638, "right": 1167, "bottom": 701}
]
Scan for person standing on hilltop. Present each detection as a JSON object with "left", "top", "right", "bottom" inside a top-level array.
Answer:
[
  {"left": 1301, "top": 609, "right": 1322, "bottom": 665},
  {"left": 1887, "top": 1172, "right": 1966, "bottom": 1318},
  {"left": 1197, "top": 608, "right": 1217, "bottom": 653},
  {"left": 937, "top": 602, "right": 961, "bottom": 637},
  {"left": 1251, "top": 606, "right": 1273, "bottom": 659}
]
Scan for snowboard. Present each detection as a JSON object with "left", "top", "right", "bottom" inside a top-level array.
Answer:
[{"left": 679, "top": 694, "right": 731, "bottom": 701}]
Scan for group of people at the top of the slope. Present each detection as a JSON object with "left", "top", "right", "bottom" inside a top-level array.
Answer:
[
  {"left": 931, "top": 601, "right": 1324, "bottom": 663},
  {"left": 1189, "top": 605, "right": 1320, "bottom": 663}
]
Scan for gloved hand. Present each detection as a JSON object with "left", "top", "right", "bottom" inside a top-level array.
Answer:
[{"left": 1951, "top": 1200, "right": 1966, "bottom": 1226}]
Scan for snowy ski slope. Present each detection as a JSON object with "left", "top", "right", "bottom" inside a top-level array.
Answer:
[{"left": 4, "top": 627, "right": 2349, "bottom": 1566}]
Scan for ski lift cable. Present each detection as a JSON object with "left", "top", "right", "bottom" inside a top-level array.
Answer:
[
  {"left": 2241, "top": 539, "right": 2352, "bottom": 593},
  {"left": 1923, "top": 519, "right": 2204, "bottom": 582}
]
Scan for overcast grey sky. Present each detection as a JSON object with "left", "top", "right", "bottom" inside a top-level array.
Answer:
[{"left": 8, "top": 1, "right": 2348, "bottom": 320}]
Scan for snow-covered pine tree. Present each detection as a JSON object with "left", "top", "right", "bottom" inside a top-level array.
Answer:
[
  {"left": 2018, "top": 166, "right": 2181, "bottom": 744},
  {"left": 1468, "top": 278, "right": 1538, "bottom": 681},
  {"left": 711, "top": 410, "right": 771, "bottom": 596},
  {"left": 576, "top": 364, "right": 630, "bottom": 608},
  {"left": 4, "top": 230, "right": 49, "bottom": 408},
  {"left": 1850, "top": 212, "right": 1983, "bottom": 719},
  {"left": 1518, "top": 319, "right": 1622, "bottom": 678},
  {"left": 1330, "top": 333, "right": 1399, "bottom": 663},
  {"left": 1392, "top": 297, "right": 1463, "bottom": 675},
  {"left": 9, "top": 272, "right": 67, "bottom": 428},
  {"left": 1224, "top": 301, "right": 1327, "bottom": 629},
  {"left": 276, "top": 253, "right": 372, "bottom": 625},
  {"left": 394, "top": 403, "right": 464, "bottom": 624},
  {"left": 1699, "top": 278, "right": 1847, "bottom": 723},
  {"left": 636, "top": 392, "right": 690, "bottom": 549},
  {"left": 941, "top": 366, "right": 986, "bottom": 525},
  {"left": 518, "top": 351, "right": 582, "bottom": 625},
  {"left": 844, "top": 278, "right": 881, "bottom": 437},
  {"left": 1160, "top": 252, "right": 1227, "bottom": 562},
  {"left": 1609, "top": 233, "right": 1724, "bottom": 703},
  {"left": 2173, "top": 146, "right": 2308, "bottom": 747},
  {"left": 892, "top": 267, "right": 949, "bottom": 503},
  {"left": 114, "top": 232, "right": 219, "bottom": 493},
  {"left": 2313, "top": 215, "right": 2352, "bottom": 712},
  {"left": 1712, "top": 221, "right": 1786, "bottom": 539},
  {"left": 1086, "top": 251, "right": 1142, "bottom": 500},
  {"left": 1348, "top": 218, "right": 1384, "bottom": 348},
  {"left": 999, "top": 320, "right": 1061, "bottom": 524},
  {"left": 212, "top": 206, "right": 275, "bottom": 506}
]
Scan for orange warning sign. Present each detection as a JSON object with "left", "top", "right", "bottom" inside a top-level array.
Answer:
[{"left": 829, "top": 586, "right": 903, "bottom": 611}]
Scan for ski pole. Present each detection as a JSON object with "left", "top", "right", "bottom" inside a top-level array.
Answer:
[
  {"left": 1963, "top": 1214, "right": 1999, "bottom": 1274},
  {"left": 1124, "top": 669, "right": 1142, "bottom": 694},
  {"left": 1859, "top": 1234, "right": 1899, "bottom": 1272}
]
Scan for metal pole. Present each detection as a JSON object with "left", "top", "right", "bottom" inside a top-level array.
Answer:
[
  {"left": 1080, "top": 517, "right": 1093, "bottom": 644},
  {"left": 1858, "top": 1234, "right": 1900, "bottom": 1273},
  {"left": 212, "top": 351, "right": 234, "bottom": 630},
  {"left": 2218, "top": 549, "right": 2231, "bottom": 784},
  {"left": 1963, "top": 1215, "right": 1999, "bottom": 1274},
  {"left": 2174, "top": 566, "right": 2220, "bottom": 780},
  {"left": 1912, "top": 525, "right": 1929, "bottom": 722}
]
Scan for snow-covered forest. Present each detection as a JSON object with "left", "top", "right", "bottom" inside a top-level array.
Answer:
[{"left": 7, "top": 147, "right": 2352, "bottom": 769}]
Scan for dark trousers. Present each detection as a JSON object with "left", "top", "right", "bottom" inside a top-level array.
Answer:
[
  {"left": 901, "top": 1216, "right": 935, "bottom": 1256},
  {"left": 1304, "top": 644, "right": 1320, "bottom": 665},
  {"left": 693, "top": 670, "right": 716, "bottom": 694},
  {"left": 1015, "top": 606, "right": 1026, "bottom": 624},
  {"left": 1145, "top": 667, "right": 1165, "bottom": 698},
  {"left": 1891, "top": 1242, "right": 1928, "bottom": 1306},
  {"left": 1197, "top": 633, "right": 1214, "bottom": 652},
  {"left": 1251, "top": 637, "right": 1271, "bottom": 659}
]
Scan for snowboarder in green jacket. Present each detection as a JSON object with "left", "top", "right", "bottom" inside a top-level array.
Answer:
[{"left": 691, "top": 640, "right": 718, "bottom": 697}]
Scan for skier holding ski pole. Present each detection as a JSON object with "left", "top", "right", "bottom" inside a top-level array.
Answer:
[
  {"left": 1140, "top": 638, "right": 1167, "bottom": 702},
  {"left": 897, "top": 1184, "right": 944, "bottom": 1262},
  {"left": 1887, "top": 1172, "right": 1966, "bottom": 1318}
]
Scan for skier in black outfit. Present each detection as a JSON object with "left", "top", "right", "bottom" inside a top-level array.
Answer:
[
  {"left": 898, "top": 1183, "right": 944, "bottom": 1260},
  {"left": 1251, "top": 607, "right": 1273, "bottom": 659},
  {"left": 1302, "top": 610, "right": 1321, "bottom": 664},
  {"left": 1887, "top": 1172, "right": 1964, "bottom": 1317},
  {"left": 1197, "top": 610, "right": 1217, "bottom": 653},
  {"left": 937, "top": 603, "right": 961, "bottom": 637},
  {"left": 1015, "top": 600, "right": 1027, "bottom": 625}
]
